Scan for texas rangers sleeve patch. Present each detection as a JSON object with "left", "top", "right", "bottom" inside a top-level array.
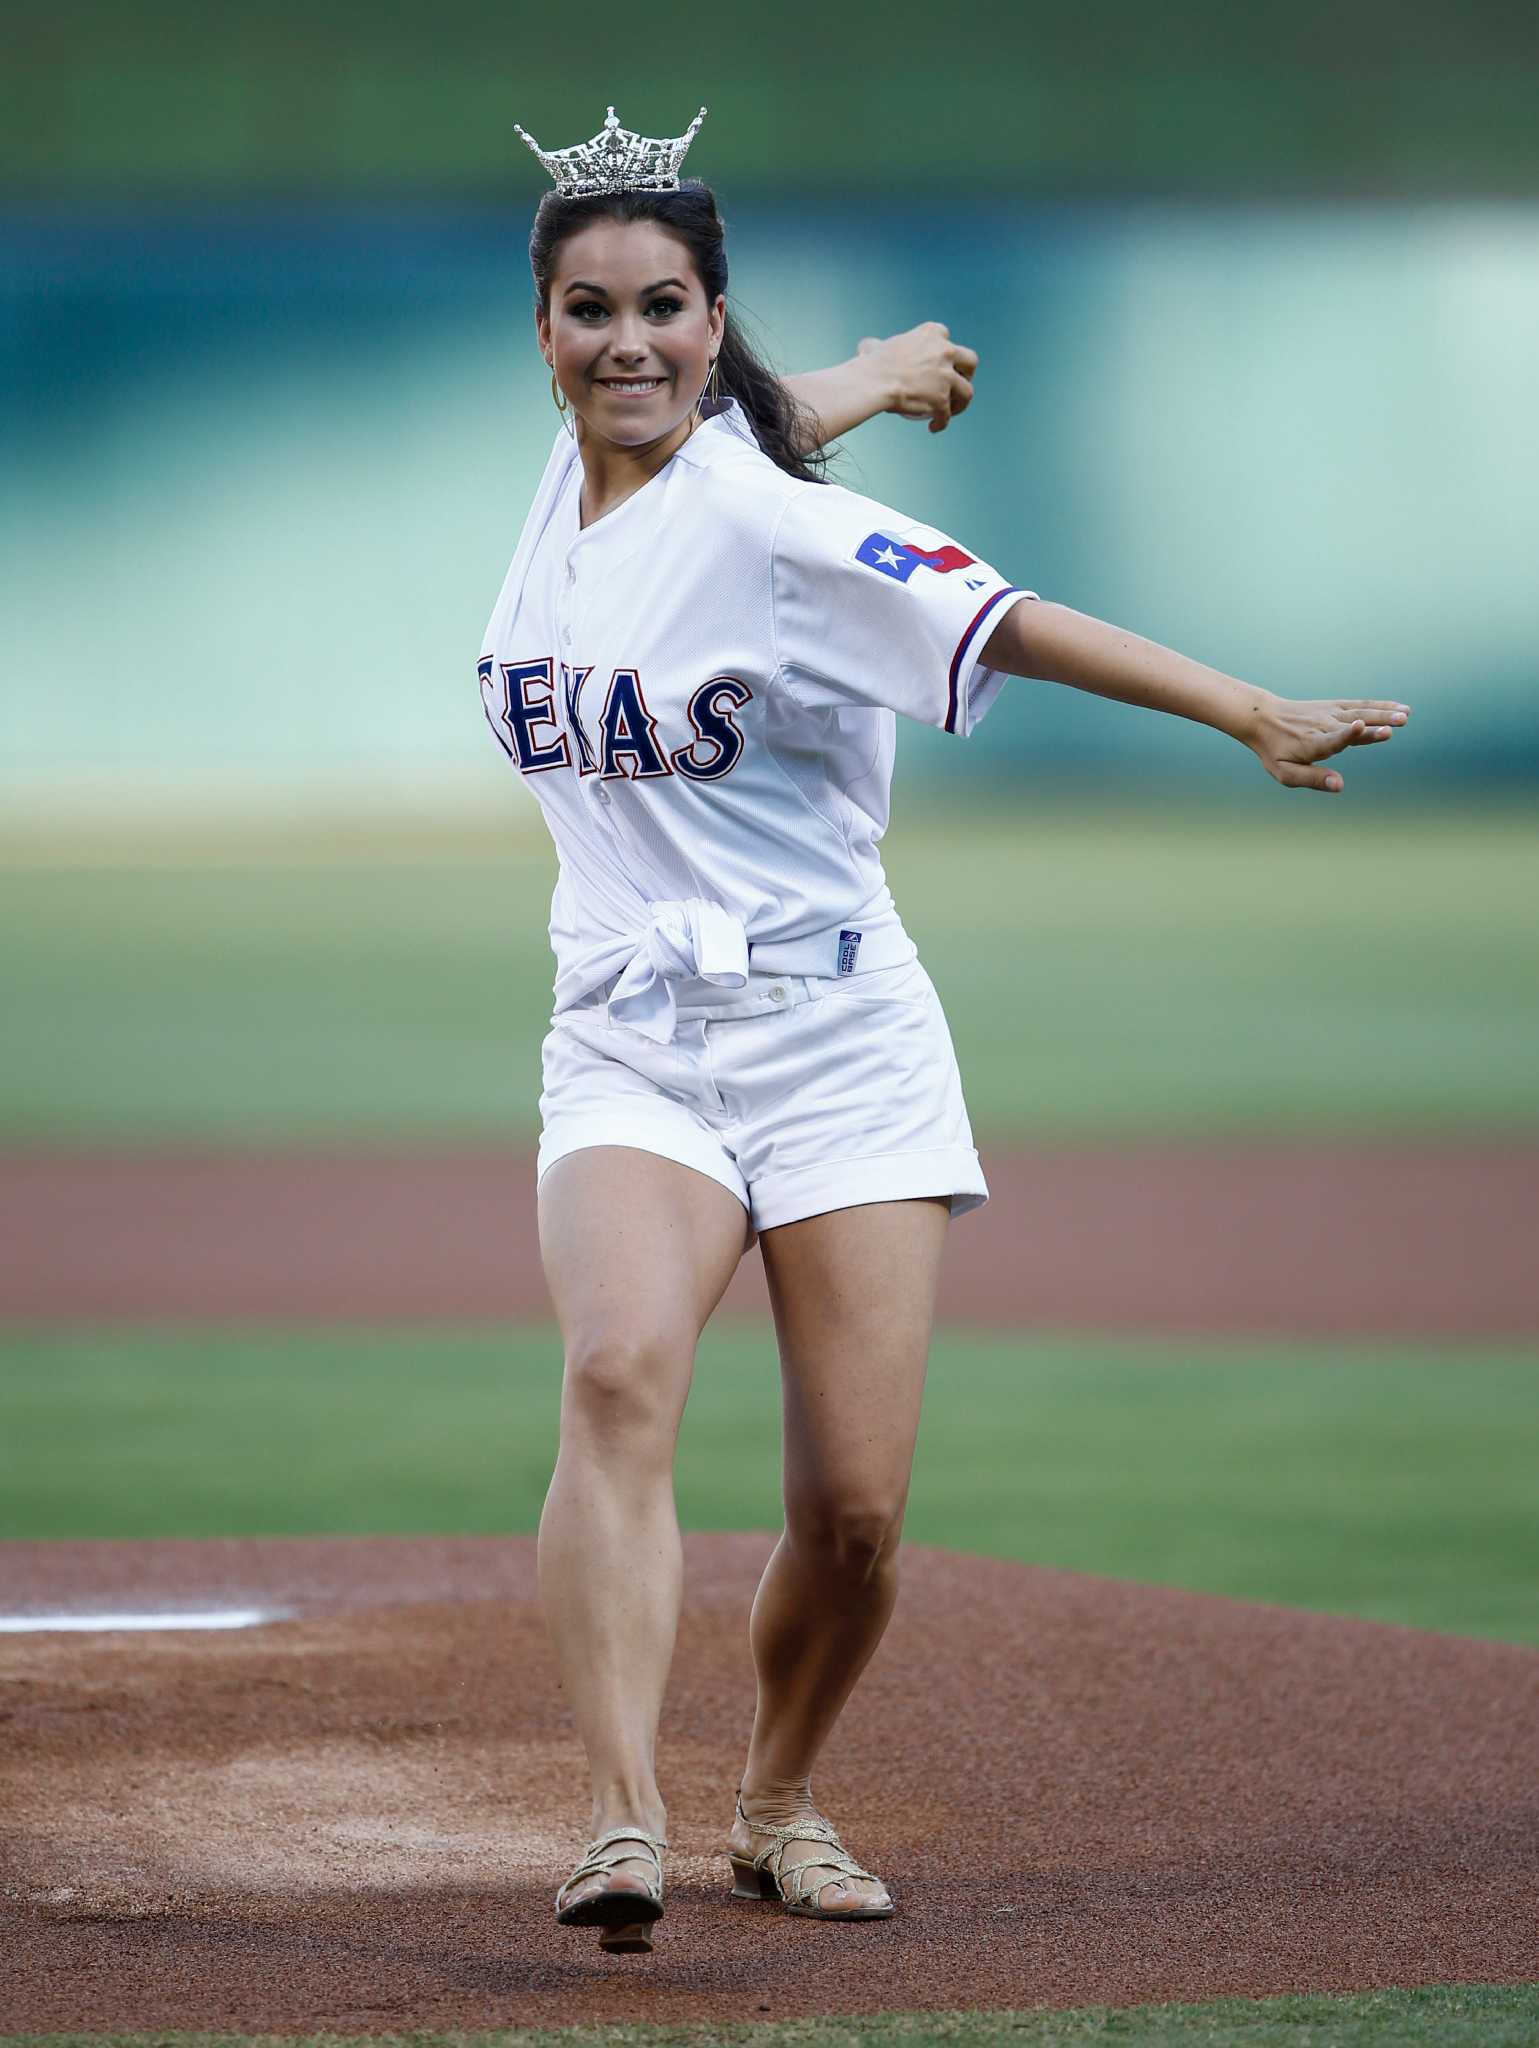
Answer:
[{"left": 853, "top": 531, "right": 978, "bottom": 583}]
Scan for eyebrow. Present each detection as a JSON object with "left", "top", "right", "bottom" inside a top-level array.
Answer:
[{"left": 562, "top": 276, "right": 690, "bottom": 297}]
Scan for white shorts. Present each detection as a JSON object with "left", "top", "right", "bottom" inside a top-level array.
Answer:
[{"left": 535, "top": 955, "right": 988, "bottom": 1236}]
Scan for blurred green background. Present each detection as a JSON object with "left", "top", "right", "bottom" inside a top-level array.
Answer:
[
  {"left": 3, "top": 809, "right": 1536, "bottom": 1141},
  {"left": 4, "top": 3, "right": 1538, "bottom": 822},
  {"left": 6, "top": 0, "right": 1539, "bottom": 198},
  {"left": 3, "top": 5, "right": 1535, "bottom": 1662}
]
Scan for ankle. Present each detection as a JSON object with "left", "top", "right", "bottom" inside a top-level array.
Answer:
[
  {"left": 736, "top": 1774, "right": 816, "bottom": 1820},
  {"left": 589, "top": 1797, "right": 667, "bottom": 1841}
]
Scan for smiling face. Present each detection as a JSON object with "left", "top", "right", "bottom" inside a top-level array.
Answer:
[{"left": 536, "top": 218, "right": 726, "bottom": 453}]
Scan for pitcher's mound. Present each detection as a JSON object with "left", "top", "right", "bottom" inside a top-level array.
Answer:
[{"left": 3, "top": 1533, "right": 1535, "bottom": 2032}]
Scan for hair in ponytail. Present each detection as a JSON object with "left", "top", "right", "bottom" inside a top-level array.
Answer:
[{"left": 527, "top": 182, "right": 828, "bottom": 485}]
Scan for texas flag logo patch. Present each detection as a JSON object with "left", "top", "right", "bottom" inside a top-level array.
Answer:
[{"left": 854, "top": 531, "right": 976, "bottom": 582}]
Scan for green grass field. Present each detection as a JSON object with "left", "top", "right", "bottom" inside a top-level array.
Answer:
[
  {"left": 5, "top": 1984, "right": 1539, "bottom": 2047},
  {"left": 5, "top": 1323, "right": 1536, "bottom": 1643},
  {"left": 2, "top": 806, "right": 1535, "bottom": 1142},
  {"left": 4, "top": 806, "right": 1535, "bottom": 2046}
]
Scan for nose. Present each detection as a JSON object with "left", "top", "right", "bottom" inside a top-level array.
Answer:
[{"left": 606, "top": 316, "right": 650, "bottom": 365}]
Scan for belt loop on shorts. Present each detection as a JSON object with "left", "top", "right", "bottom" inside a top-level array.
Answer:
[
  {"left": 673, "top": 968, "right": 823, "bottom": 1020},
  {"left": 773, "top": 972, "right": 820, "bottom": 1008}
]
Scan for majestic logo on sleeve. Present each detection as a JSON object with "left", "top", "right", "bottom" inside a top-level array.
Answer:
[{"left": 854, "top": 531, "right": 977, "bottom": 583}]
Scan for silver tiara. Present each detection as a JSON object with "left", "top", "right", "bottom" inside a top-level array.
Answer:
[{"left": 514, "top": 104, "right": 708, "bottom": 199}]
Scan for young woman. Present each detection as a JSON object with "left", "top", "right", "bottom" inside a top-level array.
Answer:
[{"left": 486, "top": 108, "right": 1410, "bottom": 1953}]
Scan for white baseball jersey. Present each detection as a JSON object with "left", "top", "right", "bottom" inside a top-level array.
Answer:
[{"left": 479, "top": 397, "right": 1038, "bottom": 1040}]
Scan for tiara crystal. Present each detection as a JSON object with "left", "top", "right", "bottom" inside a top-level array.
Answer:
[{"left": 514, "top": 104, "right": 708, "bottom": 199}]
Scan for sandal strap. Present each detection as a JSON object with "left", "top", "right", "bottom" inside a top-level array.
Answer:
[
  {"left": 556, "top": 1826, "right": 667, "bottom": 1909},
  {"left": 735, "top": 1802, "right": 879, "bottom": 1905},
  {"left": 781, "top": 1850, "right": 881, "bottom": 1908},
  {"left": 767, "top": 1834, "right": 880, "bottom": 1908},
  {"left": 742, "top": 1814, "right": 844, "bottom": 1848},
  {"left": 585, "top": 1824, "right": 668, "bottom": 1856}
]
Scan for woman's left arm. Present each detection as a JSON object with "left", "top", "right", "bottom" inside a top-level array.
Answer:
[
  {"left": 784, "top": 322, "right": 978, "bottom": 450},
  {"left": 981, "top": 600, "right": 1411, "bottom": 793}
]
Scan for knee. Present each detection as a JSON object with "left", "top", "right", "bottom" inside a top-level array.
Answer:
[
  {"left": 561, "top": 1327, "right": 691, "bottom": 1455},
  {"left": 786, "top": 1494, "right": 906, "bottom": 1580}
]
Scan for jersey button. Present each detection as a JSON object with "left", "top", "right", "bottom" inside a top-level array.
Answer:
[
  {"left": 769, "top": 985, "right": 787, "bottom": 1003},
  {"left": 595, "top": 785, "right": 611, "bottom": 805}
]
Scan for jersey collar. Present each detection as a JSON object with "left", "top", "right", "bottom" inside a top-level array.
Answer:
[
  {"left": 558, "top": 396, "right": 762, "bottom": 570},
  {"left": 675, "top": 395, "right": 763, "bottom": 470}
]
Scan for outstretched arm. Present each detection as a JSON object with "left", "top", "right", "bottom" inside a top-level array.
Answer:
[
  {"left": 981, "top": 600, "right": 1411, "bottom": 793},
  {"left": 783, "top": 322, "right": 977, "bottom": 451}
]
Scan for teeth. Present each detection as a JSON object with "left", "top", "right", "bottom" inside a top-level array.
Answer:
[{"left": 600, "top": 378, "right": 662, "bottom": 390}]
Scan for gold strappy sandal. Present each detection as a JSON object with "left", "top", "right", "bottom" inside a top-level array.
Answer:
[
  {"left": 728, "top": 1792, "right": 895, "bottom": 1920},
  {"left": 554, "top": 1824, "right": 668, "bottom": 1954}
]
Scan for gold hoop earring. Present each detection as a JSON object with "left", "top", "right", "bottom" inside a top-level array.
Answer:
[
  {"left": 550, "top": 367, "right": 574, "bottom": 438},
  {"left": 694, "top": 354, "right": 720, "bottom": 429}
]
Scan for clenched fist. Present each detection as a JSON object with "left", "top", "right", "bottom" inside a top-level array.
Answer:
[{"left": 857, "top": 322, "right": 978, "bottom": 434}]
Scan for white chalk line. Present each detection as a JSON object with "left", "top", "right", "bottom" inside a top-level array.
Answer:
[{"left": 0, "top": 1608, "right": 286, "bottom": 1633}]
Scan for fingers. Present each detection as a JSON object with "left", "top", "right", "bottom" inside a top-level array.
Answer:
[
  {"left": 1271, "top": 716, "right": 1396, "bottom": 789},
  {"left": 1307, "top": 708, "right": 1408, "bottom": 760},
  {"left": 1276, "top": 760, "right": 1345, "bottom": 793},
  {"left": 928, "top": 366, "right": 974, "bottom": 431},
  {"left": 1336, "top": 698, "right": 1410, "bottom": 722},
  {"left": 1329, "top": 714, "right": 1402, "bottom": 749},
  {"left": 1336, "top": 698, "right": 1410, "bottom": 740}
]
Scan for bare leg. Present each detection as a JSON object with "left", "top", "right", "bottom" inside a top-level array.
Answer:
[
  {"left": 729, "top": 1195, "right": 950, "bottom": 1913},
  {"left": 538, "top": 1144, "right": 751, "bottom": 1907}
]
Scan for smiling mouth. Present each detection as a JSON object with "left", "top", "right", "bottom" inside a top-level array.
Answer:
[{"left": 594, "top": 375, "right": 667, "bottom": 396}]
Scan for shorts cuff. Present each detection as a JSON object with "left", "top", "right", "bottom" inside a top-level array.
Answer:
[
  {"left": 750, "top": 1145, "right": 988, "bottom": 1232},
  {"left": 537, "top": 1118, "right": 750, "bottom": 1213}
]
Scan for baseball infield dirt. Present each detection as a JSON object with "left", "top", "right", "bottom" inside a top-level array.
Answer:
[
  {"left": 3, "top": 1139, "right": 1535, "bottom": 1333},
  {"left": 3, "top": 1533, "right": 1537, "bottom": 2032}
]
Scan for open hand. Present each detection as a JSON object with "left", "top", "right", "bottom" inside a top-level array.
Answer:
[
  {"left": 1249, "top": 694, "right": 1411, "bottom": 792},
  {"left": 857, "top": 322, "right": 977, "bottom": 434}
]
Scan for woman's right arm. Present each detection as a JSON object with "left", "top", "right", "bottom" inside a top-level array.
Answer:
[{"left": 783, "top": 322, "right": 978, "bottom": 451}]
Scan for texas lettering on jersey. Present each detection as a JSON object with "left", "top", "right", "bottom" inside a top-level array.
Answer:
[{"left": 479, "top": 658, "right": 752, "bottom": 783}]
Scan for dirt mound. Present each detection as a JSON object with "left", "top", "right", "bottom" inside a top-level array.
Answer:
[{"left": 2, "top": 1533, "right": 1535, "bottom": 2031}]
